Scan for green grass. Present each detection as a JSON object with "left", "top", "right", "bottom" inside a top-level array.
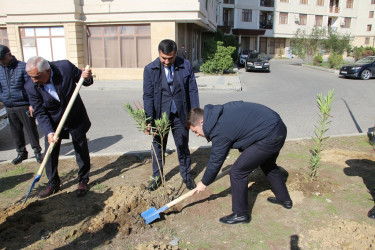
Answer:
[
  {"left": 0, "top": 166, "right": 27, "bottom": 178},
  {"left": 90, "top": 183, "right": 108, "bottom": 192}
]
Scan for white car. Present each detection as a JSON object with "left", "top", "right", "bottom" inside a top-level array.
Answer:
[{"left": 0, "top": 102, "right": 8, "bottom": 131}]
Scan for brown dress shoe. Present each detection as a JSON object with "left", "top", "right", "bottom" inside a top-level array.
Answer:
[
  {"left": 77, "top": 182, "right": 89, "bottom": 197},
  {"left": 38, "top": 185, "right": 60, "bottom": 198}
]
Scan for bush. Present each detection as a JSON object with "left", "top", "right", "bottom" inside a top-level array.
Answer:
[
  {"left": 200, "top": 41, "right": 235, "bottom": 74},
  {"left": 313, "top": 54, "right": 323, "bottom": 65},
  {"left": 328, "top": 52, "right": 343, "bottom": 69},
  {"left": 363, "top": 49, "right": 374, "bottom": 57}
]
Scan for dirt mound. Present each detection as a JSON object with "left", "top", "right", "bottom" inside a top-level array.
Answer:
[
  {"left": 0, "top": 184, "right": 180, "bottom": 249},
  {"left": 301, "top": 219, "right": 375, "bottom": 249}
]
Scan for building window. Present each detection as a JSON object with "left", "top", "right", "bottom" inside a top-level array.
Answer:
[
  {"left": 87, "top": 25, "right": 151, "bottom": 68},
  {"left": 300, "top": 0, "right": 308, "bottom": 4},
  {"left": 242, "top": 9, "right": 252, "bottom": 22},
  {"left": 365, "top": 37, "right": 370, "bottom": 44},
  {"left": 370, "top": 11, "right": 374, "bottom": 18},
  {"left": 280, "top": 12, "right": 288, "bottom": 24},
  {"left": 299, "top": 14, "right": 307, "bottom": 25},
  {"left": 367, "top": 24, "right": 372, "bottom": 31},
  {"left": 315, "top": 15, "right": 323, "bottom": 26},
  {"left": 0, "top": 28, "right": 8, "bottom": 46},
  {"left": 346, "top": 0, "right": 353, "bottom": 8},
  {"left": 344, "top": 17, "right": 351, "bottom": 28},
  {"left": 372, "top": 0, "right": 375, "bottom": 4},
  {"left": 280, "top": 0, "right": 289, "bottom": 2},
  {"left": 20, "top": 27, "right": 66, "bottom": 62},
  {"left": 316, "top": 0, "right": 324, "bottom": 5}
]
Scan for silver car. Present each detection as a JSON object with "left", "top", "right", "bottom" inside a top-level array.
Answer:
[{"left": 0, "top": 102, "right": 8, "bottom": 131}]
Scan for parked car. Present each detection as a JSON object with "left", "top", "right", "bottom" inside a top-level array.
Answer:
[
  {"left": 238, "top": 49, "right": 250, "bottom": 67},
  {"left": 245, "top": 51, "right": 270, "bottom": 72},
  {"left": 0, "top": 102, "right": 8, "bottom": 131},
  {"left": 339, "top": 56, "right": 375, "bottom": 80}
]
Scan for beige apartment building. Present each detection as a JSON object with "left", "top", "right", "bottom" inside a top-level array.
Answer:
[
  {"left": 218, "top": 0, "right": 375, "bottom": 57},
  {"left": 0, "top": 0, "right": 217, "bottom": 80}
]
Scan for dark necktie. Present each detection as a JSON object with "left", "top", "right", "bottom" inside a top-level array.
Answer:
[{"left": 166, "top": 67, "right": 177, "bottom": 114}]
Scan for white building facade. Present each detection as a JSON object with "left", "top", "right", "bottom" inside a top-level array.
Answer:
[{"left": 218, "top": 0, "right": 375, "bottom": 57}]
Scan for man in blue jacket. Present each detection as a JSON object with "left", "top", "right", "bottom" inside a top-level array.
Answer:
[
  {"left": 143, "top": 39, "right": 199, "bottom": 191},
  {"left": 24, "top": 56, "right": 93, "bottom": 198},
  {"left": 0, "top": 45, "right": 43, "bottom": 164},
  {"left": 187, "top": 101, "right": 293, "bottom": 224}
]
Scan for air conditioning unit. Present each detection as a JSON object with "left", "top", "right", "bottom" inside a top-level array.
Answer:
[
  {"left": 340, "top": 21, "right": 345, "bottom": 27},
  {"left": 295, "top": 17, "right": 300, "bottom": 24}
]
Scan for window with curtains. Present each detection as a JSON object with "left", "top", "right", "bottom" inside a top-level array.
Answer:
[
  {"left": 300, "top": 0, "right": 308, "bottom": 4},
  {"left": 20, "top": 27, "right": 66, "bottom": 62},
  {"left": 315, "top": 15, "right": 323, "bottom": 26},
  {"left": 242, "top": 9, "right": 252, "bottom": 22},
  {"left": 299, "top": 14, "right": 307, "bottom": 25},
  {"left": 367, "top": 24, "right": 372, "bottom": 31},
  {"left": 316, "top": 0, "right": 324, "bottom": 5},
  {"left": 280, "top": 12, "right": 288, "bottom": 24},
  {"left": 344, "top": 17, "right": 351, "bottom": 28},
  {"left": 280, "top": 0, "right": 289, "bottom": 2},
  {"left": 0, "top": 28, "right": 9, "bottom": 46},
  {"left": 346, "top": 0, "right": 353, "bottom": 8},
  {"left": 365, "top": 37, "right": 370, "bottom": 44},
  {"left": 87, "top": 25, "right": 151, "bottom": 68},
  {"left": 370, "top": 11, "right": 374, "bottom": 18}
]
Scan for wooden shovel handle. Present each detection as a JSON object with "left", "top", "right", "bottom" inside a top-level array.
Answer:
[{"left": 165, "top": 189, "right": 195, "bottom": 209}]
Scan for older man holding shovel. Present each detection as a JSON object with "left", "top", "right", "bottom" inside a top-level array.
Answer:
[
  {"left": 24, "top": 56, "right": 93, "bottom": 199},
  {"left": 186, "top": 101, "right": 293, "bottom": 224}
]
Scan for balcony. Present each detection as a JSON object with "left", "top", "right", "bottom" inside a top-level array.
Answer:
[
  {"left": 260, "top": 22, "right": 273, "bottom": 29},
  {"left": 260, "top": 0, "right": 274, "bottom": 7},
  {"left": 223, "top": 0, "right": 234, "bottom": 4}
]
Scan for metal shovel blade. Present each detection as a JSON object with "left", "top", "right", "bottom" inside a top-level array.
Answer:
[
  {"left": 23, "top": 174, "right": 41, "bottom": 206},
  {"left": 141, "top": 205, "right": 168, "bottom": 224}
]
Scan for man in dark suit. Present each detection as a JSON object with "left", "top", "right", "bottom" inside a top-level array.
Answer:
[
  {"left": 187, "top": 101, "right": 293, "bottom": 225},
  {"left": 24, "top": 56, "right": 93, "bottom": 198},
  {"left": 143, "top": 39, "right": 199, "bottom": 191}
]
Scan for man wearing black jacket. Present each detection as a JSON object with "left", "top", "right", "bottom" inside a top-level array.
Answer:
[
  {"left": 186, "top": 101, "right": 293, "bottom": 224},
  {"left": 0, "top": 45, "right": 43, "bottom": 164}
]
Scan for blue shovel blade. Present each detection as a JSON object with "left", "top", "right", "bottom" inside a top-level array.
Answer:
[
  {"left": 141, "top": 205, "right": 169, "bottom": 224},
  {"left": 23, "top": 174, "right": 41, "bottom": 206}
]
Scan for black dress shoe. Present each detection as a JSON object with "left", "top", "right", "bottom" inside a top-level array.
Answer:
[
  {"left": 267, "top": 197, "right": 293, "bottom": 209},
  {"left": 219, "top": 213, "right": 251, "bottom": 224},
  {"left": 12, "top": 152, "right": 28, "bottom": 165},
  {"left": 183, "top": 177, "right": 196, "bottom": 190},
  {"left": 77, "top": 182, "right": 89, "bottom": 197},
  {"left": 147, "top": 178, "right": 162, "bottom": 191},
  {"left": 35, "top": 152, "right": 43, "bottom": 163},
  {"left": 368, "top": 206, "right": 375, "bottom": 219},
  {"left": 38, "top": 185, "right": 60, "bottom": 198}
]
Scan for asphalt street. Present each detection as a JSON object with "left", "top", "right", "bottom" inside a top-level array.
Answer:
[{"left": 1, "top": 58, "right": 375, "bottom": 163}]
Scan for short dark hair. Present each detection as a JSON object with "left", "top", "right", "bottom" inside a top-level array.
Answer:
[
  {"left": 158, "top": 39, "right": 177, "bottom": 54},
  {"left": 186, "top": 108, "right": 204, "bottom": 128}
]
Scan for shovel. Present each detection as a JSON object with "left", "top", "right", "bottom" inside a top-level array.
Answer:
[
  {"left": 141, "top": 189, "right": 195, "bottom": 224},
  {"left": 22, "top": 65, "right": 90, "bottom": 206}
]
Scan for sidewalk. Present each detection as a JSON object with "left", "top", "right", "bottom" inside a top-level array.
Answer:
[{"left": 87, "top": 71, "right": 242, "bottom": 91}]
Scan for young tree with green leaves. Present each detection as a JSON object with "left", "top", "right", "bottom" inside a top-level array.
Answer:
[
  {"left": 291, "top": 26, "right": 326, "bottom": 63},
  {"left": 309, "top": 89, "right": 335, "bottom": 180},
  {"left": 200, "top": 41, "right": 236, "bottom": 74}
]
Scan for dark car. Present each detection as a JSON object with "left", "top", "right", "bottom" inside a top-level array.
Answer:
[
  {"left": 245, "top": 51, "right": 270, "bottom": 72},
  {"left": 238, "top": 49, "right": 250, "bottom": 67},
  {"left": 339, "top": 56, "right": 375, "bottom": 80}
]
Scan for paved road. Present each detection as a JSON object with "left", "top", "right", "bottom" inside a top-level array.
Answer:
[{"left": 1, "top": 59, "right": 374, "bottom": 163}]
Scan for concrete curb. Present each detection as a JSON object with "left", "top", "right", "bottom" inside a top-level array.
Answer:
[
  {"left": 85, "top": 73, "right": 242, "bottom": 92},
  {"left": 301, "top": 64, "right": 340, "bottom": 74}
]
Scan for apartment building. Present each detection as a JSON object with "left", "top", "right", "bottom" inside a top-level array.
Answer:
[
  {"left": 218, "top": 0, "right": 375, "bottom": 57},
  {"left": 0, "top": 0, "right": 217, "bottom": 80}
]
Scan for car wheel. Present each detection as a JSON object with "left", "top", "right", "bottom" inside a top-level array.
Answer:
[{"left": 360, "top": 69, "right": 372, "bottom": 80}]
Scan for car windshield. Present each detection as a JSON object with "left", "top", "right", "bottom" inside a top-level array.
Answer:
[{"left": 356, "top": 57, "right": 375, "bottom": 64}]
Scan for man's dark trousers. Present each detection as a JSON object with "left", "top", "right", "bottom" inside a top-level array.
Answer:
[
  {"left": 230, "top": 121, "right": 291, "bottom": 216},
  {"left": 6, "top": 105, "right": 41, "bottom": 154},
  {"left": 151, "top": 112, "right": 191, "bottom": 181},
  {"left": 44, "top": 133, "right": 90, "bottom": 187}
]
